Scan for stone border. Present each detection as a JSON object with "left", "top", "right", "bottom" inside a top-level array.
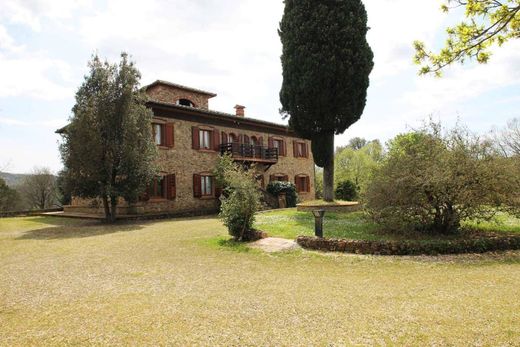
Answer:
[
  {"left": 296, "top": 202, "right": 361, "bottom": 213},
  {"left": 0, "top": 208, "right": 63, "bottom": 218},
  {"left": 296, "top": 235, "right": 520, "bottom": 256}
]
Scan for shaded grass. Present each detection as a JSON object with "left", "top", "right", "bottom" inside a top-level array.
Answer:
[
  {"left": 255, "top": 209, "right": 520, "bottom": 242},
  {"left": 1, "top": 215, "right": 519, "bottom": 345}
]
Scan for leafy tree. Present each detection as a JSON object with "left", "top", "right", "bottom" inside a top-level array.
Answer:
[
  {"left": 348, "top": 137, "right": 368, "bottom": 150},
  {"left": 59, "top": 53, "right": 157, "bottom": 223},
  {"left": 366, "top": 122, "right": 508, "bottom": 234},
  {"left": 18, "top": 167, "right": 58, "bottom": 210},
  {"left": 335, "top": 180, "right": 358, "bottom": 201},
  {"left": 414, "top": 0, "right": 520, "bottom": 76},
  {"left": 56, "top": 169, "right": 72, "bottom": 206},
  {"left": 0, "top": 177, "right": 21, "bottom": 212},
  {"left": 279, "top": 0, "right": 374, "bottom": 201},
  {"left": 335, "top": 139, "right": 382, "bottom": 196},
  {"left": 216, "top": 156, "right": 261, "bottom": 241}
]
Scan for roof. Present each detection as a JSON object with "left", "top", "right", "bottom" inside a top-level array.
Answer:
[
  {"left": 144, "top": 80, "right": 217, "bottom": 98},
  {"left": 147, "top": 100, "right": 293, "bottom": 134}
]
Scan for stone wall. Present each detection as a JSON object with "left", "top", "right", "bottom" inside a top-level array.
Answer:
[{"left": 146, "top": 84, "right": 211, "bottom": 109}]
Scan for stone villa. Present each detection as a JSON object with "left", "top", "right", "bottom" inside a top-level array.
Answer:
[{"left": 65, "top": 80, "right": 315, "bottom": 216}]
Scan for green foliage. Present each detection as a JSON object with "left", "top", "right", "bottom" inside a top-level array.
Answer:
[
  {"left": 266, "top": 181, "right": 298, "bottom": 207},
  {"left": 366, "top": 121, "right": 510, "bottom": 234},
  {"left": 59, "top": 53, "right": 157, "bottom": 222},
  {"left": 0, "top": 177, "right": 21, "bottom": 212},
  {"left": 414, "top": 0, "right": 520, "bottom": 76},
  {"left": 335, "top": 139, "right": 382, "bottom": 196},
  {"left": 217, "top": 157, "right": 261, "bottom": 241},
  {"left": 335, "top": 180, "right": 358, "bottom": 201},
  {"left": 314, "top": 168, "right": 323, "bottom": 199},
  {"left": 279, "top": 0, "right": 374, "bottom": 201}
]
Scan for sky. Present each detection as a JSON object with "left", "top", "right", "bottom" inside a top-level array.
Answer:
[{"left": 0, "top": 0, "right": 519, "bottom": 174}]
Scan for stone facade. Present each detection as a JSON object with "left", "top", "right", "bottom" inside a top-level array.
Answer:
[{"left": 65, "top": 80, "right": 315, "bottom": 216}]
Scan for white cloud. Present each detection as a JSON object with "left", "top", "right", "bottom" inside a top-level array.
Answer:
[
  {"left": 401, "top": 40, "right": 520, "bottom": 116},
  {"left": 0, "top": 0, "right": 92, "bottom": 31},
  {"left": 0, "top": 116, "right": 64, "bottom": 128},
  {"left": 0, "top": 54, "right": 73, "bottom": 100}
]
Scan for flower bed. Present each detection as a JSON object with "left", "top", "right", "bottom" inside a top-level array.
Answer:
[{"left": 296, "top": 234, "right": 520, "bottom": 255}]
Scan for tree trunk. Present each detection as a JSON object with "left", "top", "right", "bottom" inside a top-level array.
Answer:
[
  {"left": 110, "top": 195, "right": 118, "bottom": 223},
  {"left": 323, "top": 134, "right": 335, "bottom": 202},
  {"left": 102, "top": 195, "right": 111, "bottom": 223}
]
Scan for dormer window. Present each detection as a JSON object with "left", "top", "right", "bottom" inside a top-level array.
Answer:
[{"left": 177, "top": 99, "right": 195, "bottom": 107}]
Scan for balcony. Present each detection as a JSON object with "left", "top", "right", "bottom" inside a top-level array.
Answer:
[{"left": 220, "top": 143, "right": 278, "bottom": 164}]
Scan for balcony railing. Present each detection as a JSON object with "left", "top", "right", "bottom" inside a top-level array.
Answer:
[{"left": 220, "top": 143, "right": 278, "bottom": 163}]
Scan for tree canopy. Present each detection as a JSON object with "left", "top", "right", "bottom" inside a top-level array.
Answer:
[
  {"left": 59, "top": 53, "right": 157, "bottom": 222},
  {"left": 279, "top": 0, "right": 373, "bottom": 201},
  {"left": 414, "top": 0, "right": 520, "bottom": 76}
]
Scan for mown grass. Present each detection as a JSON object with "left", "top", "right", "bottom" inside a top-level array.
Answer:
[
  {"left": 255, "top": 209, "right": 520, "bottom": 241},
  {"left": 1, "top": 215, "right": 520, "bottom": 345}
]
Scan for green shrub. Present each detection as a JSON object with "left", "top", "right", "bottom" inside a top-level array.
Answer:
[
  {"left": 366, "top": 122, "right": 509, "bottom": 234},
  {"left": 216, "top": 156, "right": 261, "bottom": 241},
  {"left": 266, "top": 181, "right": 298, "bottom": 207},
  {"left": 335, "top": 180, "right": 358, "bottom": 201}
]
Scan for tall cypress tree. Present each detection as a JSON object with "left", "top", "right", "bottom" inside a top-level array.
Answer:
[{"left": 279, "top": 0, "right": 373, "bottom": 201}]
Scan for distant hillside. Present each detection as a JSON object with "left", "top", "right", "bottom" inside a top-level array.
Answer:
[{"left": 0, "top": 172, "right": 29, "bottom": 187}]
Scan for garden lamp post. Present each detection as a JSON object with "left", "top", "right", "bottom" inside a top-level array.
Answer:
[{"left": 312, "top": 209, "right": 325, "bottom": 238}]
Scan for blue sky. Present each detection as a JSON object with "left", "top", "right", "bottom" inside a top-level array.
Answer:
[{"left": 0, "top": 0, "right": 519, "bottom": 174}]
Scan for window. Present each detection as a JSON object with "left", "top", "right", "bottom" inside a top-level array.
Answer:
[
  {"left": 295, "top": 175, "right": 310, "bottom": 193},
  {"left": 201, "top": 175, "right": 213, "bottom": 196},
  {"left": 297, "top": 143, "right": 305, "bottom": 157},
  {"left": 229, "top": 133, "right": 238, "bottom": 143},
  {"left": 270, "top": 174, "right": 288, "bottom": 182},
  {"left": 152, "top": 122, "right": 174, "bottom": 147},
  {"left": 153, "top": 124, "right": 163, "bottom": 145},
  {"left": 145, "top": 174, "right": 176, "bottom": 200},
  {"left": 199, "top": 129, "right": 212, "bottom": 149},
  {"left": 148, "top": 176, "right": 165, "bottom": 198},
  {"left": 177, "top": 99, "right": 194, "bottom": 107},
  {"left": 269, "top": 137, "right": 285, "bottom": 156},
  {"left": 293, "top": 140, "right": 308, "bottom": 158}
]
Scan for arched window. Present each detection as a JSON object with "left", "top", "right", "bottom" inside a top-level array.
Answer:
[{"left": 176, "top": 99, "right": 195, "bottom": 107}]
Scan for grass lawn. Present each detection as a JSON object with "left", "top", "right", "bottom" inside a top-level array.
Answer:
[
  {"left": 1, "top": 215, "right": 520, "bottom": 345},
  {"left": 255, "top": 209, "right": 520, "bottom": 241}
]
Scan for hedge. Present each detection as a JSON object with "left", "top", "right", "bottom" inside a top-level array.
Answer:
[{"left": 296, "top": 235, "right": 520, "bottom": 256}]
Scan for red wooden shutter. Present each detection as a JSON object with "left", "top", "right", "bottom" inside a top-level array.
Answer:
[
  {"left": 284, "top": 175, "right": 289, "bottom": 182},
  {"left": 192, "top": 126, "right": 200, "bottom": 149},
  {"left": 269, "top": 174, "right": 275, "bottom": 182},
  {"left": 221, "top": 131, "right": 228, "bottom": 144},
  {"left": 165, "top": 123, "right": 174, "bottom": 148},
  {"left": 166, "top": 174, "right": 176, "bottom": 199},
  {"left": 213, "top": 129, "right": 220, "bottom": 151},
  {"left": 304, "top": 143, "right": 309, "bottom": 158},
  {"left": 193, "top": 174, "right": 201, "bottom": 197},
  {"left": 295, "top": 175, "right": 299, "bottom": 192},
  {"left": 282, "top": 140, "right": 287, "bottom": 156},
  {"left": 268, "top": 137, "right": 274, "bottom": 148},
  {"left": 293, "top": 140, "right": 298, "bottom": 157}
]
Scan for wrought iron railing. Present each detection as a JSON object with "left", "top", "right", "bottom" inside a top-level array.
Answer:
[{"left": 219, "top": 143, "right": 278, "bottom": 162}]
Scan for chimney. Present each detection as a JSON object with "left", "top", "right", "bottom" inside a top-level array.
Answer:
[{"left": 234, "top": 104, "right": 245, "bottom": 117}]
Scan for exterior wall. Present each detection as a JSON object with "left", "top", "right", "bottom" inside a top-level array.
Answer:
[
  {"left": 146, "top": 85, "right": 210, "bottom": 110},
  {"left": 67, "top": 82, "right": 315, "bottom": 216}
]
